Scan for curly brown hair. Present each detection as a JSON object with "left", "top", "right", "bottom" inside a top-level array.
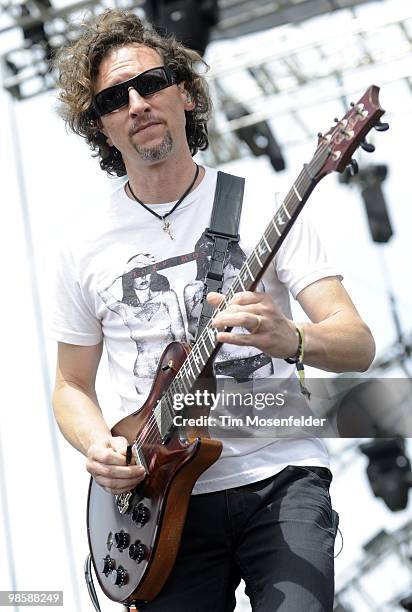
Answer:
[{"left": 54, "top": 9, "right": 212, "bottom": 176}]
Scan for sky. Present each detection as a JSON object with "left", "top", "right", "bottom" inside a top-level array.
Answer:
[{"left": 0, "top": 1, "right": 412, "bottom": 611}]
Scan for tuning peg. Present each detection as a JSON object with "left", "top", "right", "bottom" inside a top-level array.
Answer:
[
  {"left": 374, "top": 120, "right": 389, "bottom": 132},
  {"left": 349, "top": 159, "right": 359, "bottom": 176},
  {"left": 360, "top": 140, "right": 375, "bottom": 153}
]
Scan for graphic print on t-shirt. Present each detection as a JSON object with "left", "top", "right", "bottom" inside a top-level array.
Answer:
[
  {"left": 183, "top": 231, "right": 274, "bottom": 382},
  {"left": 97, "top": 232, "right": 273, "bottom": 397}
]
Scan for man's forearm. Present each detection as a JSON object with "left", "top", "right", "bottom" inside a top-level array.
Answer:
[
  {"left": 52, "top": 382, "right": 110, "bottom": 457},
  {"left": 301, "top": 313, "right": 375, "bottom": 373}
]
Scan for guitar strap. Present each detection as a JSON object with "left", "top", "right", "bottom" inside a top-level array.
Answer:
[
  {"left": 124, "top": 174, "right": 244, "bottom": 467},
  {"left": 194, "top": 171, "right": 245, "bottom": 342}
]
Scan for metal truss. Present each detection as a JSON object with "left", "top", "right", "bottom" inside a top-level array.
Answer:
[
  {"left": 0, "top": 0, "right": 391, "bottom": 111},
  {"left": 203, "top": 0, "right": 412, "bottom": 165},
  {"left": 371, "top": 331, "right": 412, "bottom": 375},
  {"left": 0, "top": 0, "right": 410, "bottom": 159},
  {"left": 335, "top": 519, "right": 412, "bottom": 611},
  {"left": 0, "top": 0, "right": 379, "bottom": 37}
]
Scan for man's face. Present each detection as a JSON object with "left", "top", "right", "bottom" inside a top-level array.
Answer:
[{"left": 94, "top": 44, "right": 194, "bottom": 166}]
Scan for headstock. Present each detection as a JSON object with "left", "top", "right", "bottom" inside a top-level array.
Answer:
[{"left": 313, "top": 85, "right": 388, "bottom": 180}]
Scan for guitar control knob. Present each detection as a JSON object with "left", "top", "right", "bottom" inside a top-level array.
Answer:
[
  {"left": 114, "top": 531, "right": 130, "bottom": 550},
  {"left": 99, "top": 555, "right": 115, "bottom": 575},
  {"left": 129, "top": 541, "right": 147, "bottom": 563},
  {"left": 132, "top": 503, "right": 150, "bottom": 526},
  {"left": 110, "top": 566, "right": 128, "bottom": 587}
]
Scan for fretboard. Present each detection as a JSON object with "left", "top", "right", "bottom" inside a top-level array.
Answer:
[{"left": 157, "top": 147, "right": 329, "bottom": 426}]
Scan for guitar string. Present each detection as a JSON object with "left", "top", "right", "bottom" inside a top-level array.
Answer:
[
  {"left": 161, "top": 146, "right": 332, "bottom": 405},
  {"left": 131, "top": 137, "right": 345, "bottom": 453},
  {"left": 131, "top": 144, "right": 332, "bottom": 454},
  {"left": 160, "top": 158, "right": 322, "bottom": 401}
]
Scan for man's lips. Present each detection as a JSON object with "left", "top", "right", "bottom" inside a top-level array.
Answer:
[{"left": 134, "top": 121, "right": 162, "bottom": 134}]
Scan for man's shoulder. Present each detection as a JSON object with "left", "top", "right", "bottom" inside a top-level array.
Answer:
[{"left": 64, "top": 182, "right": 125, "bottom": 244}]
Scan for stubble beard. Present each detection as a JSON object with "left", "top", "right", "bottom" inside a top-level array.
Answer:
[{"left": 132, "top": 130, "right": 174, "bottom": 162}]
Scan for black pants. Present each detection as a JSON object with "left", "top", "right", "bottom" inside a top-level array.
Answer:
[{"left": 136, "top": 465, "right": 339, "bottom": 611}]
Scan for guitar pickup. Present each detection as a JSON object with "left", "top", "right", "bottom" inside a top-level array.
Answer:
[{"left": 132, "top": 441, "right": 148, "bottom": 473}]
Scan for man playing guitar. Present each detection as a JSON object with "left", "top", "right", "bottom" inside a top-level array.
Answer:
[{"left": 52, "top": 9, "right": 376, "bottom": 611}]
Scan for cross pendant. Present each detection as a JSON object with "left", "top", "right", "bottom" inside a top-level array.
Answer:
[{"left": 162, "top": 219, "right": 174, "bottom": 240}]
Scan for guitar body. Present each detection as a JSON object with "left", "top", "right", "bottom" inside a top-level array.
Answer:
[{"left": 87, "top": 341, "right": 222, "bottom": 604}]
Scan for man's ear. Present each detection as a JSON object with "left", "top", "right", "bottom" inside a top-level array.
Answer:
[
  {"left": 99, "top": 122, "right": 113, "bottom": 146},
  {"left": 178, "top": 83, "right": 195, "bottom": 111}
]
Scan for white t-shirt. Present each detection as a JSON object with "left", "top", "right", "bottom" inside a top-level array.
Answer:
[{"left": 52, "top": 166, "right": 341, "bottom": 493}]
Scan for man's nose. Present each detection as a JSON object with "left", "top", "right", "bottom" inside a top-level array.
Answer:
[{"left": 127, "top": 87, "right": 151, "bottom": 114}]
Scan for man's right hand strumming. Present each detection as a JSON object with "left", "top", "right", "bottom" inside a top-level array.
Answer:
[{"left": 86, "top": 435, "right": 146, "bottom": 495}]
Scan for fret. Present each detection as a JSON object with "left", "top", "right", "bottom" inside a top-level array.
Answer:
[
  {"left": 254, "top": 248, "right": 262, "bottom": 267},
  {"left": 179, "top": 371, "right": 191, "bottom": 394},
  {"left": 198, "top": 337, "right": 209, "bottom": 364},
  {"left": 228, "top": 280, "right": 239, "bottom": 297},
  {"left": 234, "top": 279, "right": 244, "bottom": 294},
  {"left": 226, "top": 287, "right": 235, "bottom": 302},
  {"left": 203, "top": 328, "right": 213, "bottom": 349},
  {"left": 171, "top": 377, "right": 185, "bottom": 398},
  {"left": 192, "top": 351, "right": 202, "bottom": 373},
  {"left": 245, "top": 260, "right": 255, "bottom": 282},
  {"left": 282, "top": 201, "right": 292, "bottom": 219},
  {"left": 240, "top": 267, "right": 251, "bottom": 287},
  {"left": 293, "top": 184, "right": 302, "bottom": 202},
  {"left": 238, "top": 276, "right": 246, "bottom": 290},
  {"left": 179, "top": 359, "right": 191, "bottom": 380},
  {"left": 207, "top": 326, "right": 217, "bottom": 347},
  {"left": 249, "top": 256, "right": 260, "bottom": 281},
  {"left": 179, "top": 361, "right": 188, "bottom": 381},
  {"left": 186, "top": 356, "right": 195, "bottom": 379},
  {"left": 271, "top": 219, "right": 281, "bottom": 237},
  {"left": 257, "top": 240, "right": 268, "bottom": 259},
  {"left": 179, "top": 369, "right": 192, "bottom": 394},
  {"left": 266, "top": 226, "right": 276, "bottom": 246},
  {"left": 262, "top": 234, "right": 271, "bottom": 250}
]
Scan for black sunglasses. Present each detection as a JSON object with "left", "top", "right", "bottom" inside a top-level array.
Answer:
[{"left": 92, "top": 66, "right": 178, "bottom": 117}]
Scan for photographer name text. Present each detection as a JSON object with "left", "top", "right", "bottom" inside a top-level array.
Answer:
[{"left": 173, "top": 414, "right": 327, "bottom": 428}]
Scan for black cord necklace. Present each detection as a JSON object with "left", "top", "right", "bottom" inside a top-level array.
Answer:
[{"left": 127, "top": 163, "right": 199, "bottom": 241}]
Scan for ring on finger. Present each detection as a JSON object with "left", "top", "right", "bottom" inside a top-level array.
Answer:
[{"left": 250, "top": 314, "right": 263, "bottom": 334}]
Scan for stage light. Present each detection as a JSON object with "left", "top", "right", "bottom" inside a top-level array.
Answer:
[
  {"left": 359, "top": 438, "right": 412, "bottom": 512},
  {"left": 147, "top": 0, "right": 219, "bottom": 56},
  {"left": 20, "top": 1, "right": 53, "bottom": 64},
  {"left": 334, "top": 380, "right": 399, "bottom": 438},
  {"left": 224, "top": 100, "right": 286, "bottom": 172},
  {"left": 339, "top": 163, "right": 393, "bottom": 244}
]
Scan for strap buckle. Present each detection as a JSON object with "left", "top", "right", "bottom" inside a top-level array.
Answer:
[{"left": 205, "top": 227, "right": 240, "bottom": 243}]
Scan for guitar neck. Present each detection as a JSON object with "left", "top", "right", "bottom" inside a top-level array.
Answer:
[{"left": 161, "top": 149, "right": 329, "bottom": 415}]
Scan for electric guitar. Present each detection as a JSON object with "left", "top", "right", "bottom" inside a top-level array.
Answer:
[{"left": 87, "top": 85, "right": 387, "bottom": 605}]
